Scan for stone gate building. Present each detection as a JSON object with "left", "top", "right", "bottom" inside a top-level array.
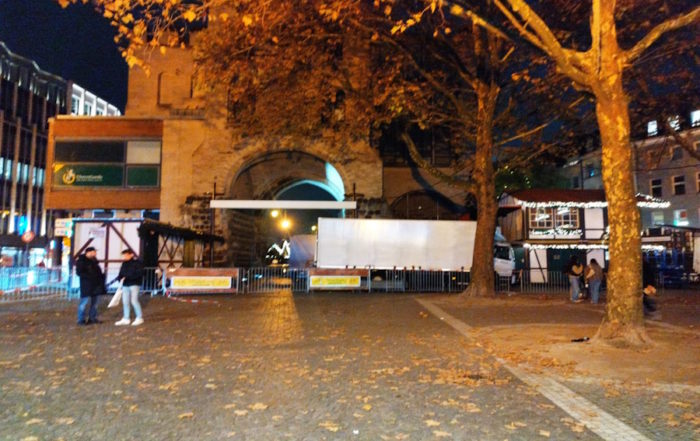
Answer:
[{"left": 44, "top": 43, "right": 470, "bottom": 266}]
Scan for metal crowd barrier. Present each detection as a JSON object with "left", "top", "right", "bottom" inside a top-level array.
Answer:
[
  {"left": 0, "top": 267, "right": 68, "bottom": 302},
  {"left": 366, "top": 269, "right": 471, "bottom": 293},
  {"left": 517, "top": 270, "right": 571, "bottom": 294}
]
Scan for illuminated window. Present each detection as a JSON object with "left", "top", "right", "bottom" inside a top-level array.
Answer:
[
  {"left": 668, "top": 115, "right": 680, "bottom": 131},
  {"left": 651, "top": 211, "right": 664, "bottom": 226},
  {"left": 691, "top": 110, "right": 700, "bottom": 128},
  {"left": 529, "top": 208, "right": 553, "bottom": 229},
  {"left": 672, "top": 175, "right": 685, "bottom": 195},
  {"left": 650, "top": 178, "right": 662, "bottom": 198},
  {"left": 555, "top": 207, "right": 579, "bottom": 229},
  {"left": 647, "top": 120, "right": 658, "bottom": 136},
  {"left": 673, "top": 209, "right": 688, "bottom": 226}
]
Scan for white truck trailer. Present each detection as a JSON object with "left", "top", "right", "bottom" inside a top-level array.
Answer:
[{"left": 292, "top": 218, "right": 514, "bottom": 276}]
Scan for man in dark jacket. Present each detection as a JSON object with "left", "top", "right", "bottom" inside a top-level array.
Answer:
[
  {"left": 114, "top": 249, "right": 145, "bottom": 326},
  {"left": 75, "top": 247, "right": 105, "bottom": 325}
]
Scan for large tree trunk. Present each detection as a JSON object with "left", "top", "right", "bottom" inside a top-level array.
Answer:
[
  {"left": 593, "top": 75, "right": 649, "bottom": 346},
  {"left": 464, "top": 82, "right": 499, "bottom": 298}
]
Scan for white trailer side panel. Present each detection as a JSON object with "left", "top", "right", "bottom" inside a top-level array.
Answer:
[{"left": 316, "top": 218, "right": 476, "bottom": 271}]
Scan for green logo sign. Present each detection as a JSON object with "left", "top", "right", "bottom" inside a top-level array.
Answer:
[{"left": 53, "top": 164, "right": 124, "bottom": 187}]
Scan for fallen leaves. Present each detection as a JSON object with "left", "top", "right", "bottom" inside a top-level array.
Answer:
[
  {"left": 178, "top": 412, "right": 194, "bottom": 419},
  {"left": 424, "top": 419, "right": 441, "bottom": 427},
  {"left": 318, "top": 421, "right": 340, "bottom": 432},
  {"left": 249, "top": 402, "right": 268, "bottom": 411},
  {"left": 669, "top": 401, "right": 691, "bottom": 409}
]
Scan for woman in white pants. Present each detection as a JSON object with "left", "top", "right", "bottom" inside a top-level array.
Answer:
[{"left": 114, "top": 249, "right": 144, "bottom": 326}]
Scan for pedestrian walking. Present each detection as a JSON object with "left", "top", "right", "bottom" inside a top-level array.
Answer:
[
  {"left": 584, "top": 258, "right": 605, "bottom": 304},
  {"left": 75, "top": 246, "right": 105, "bottom": 325},
  {"left": 114, "top": 249, "right": 145, "bottom": 326},
  {"left": 565, "top": 256, "right": 584, "bottom": 303}
]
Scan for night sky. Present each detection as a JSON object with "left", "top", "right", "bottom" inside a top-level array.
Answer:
[{"left": 0, "top": 0, "right": 128, "bottom": 111}]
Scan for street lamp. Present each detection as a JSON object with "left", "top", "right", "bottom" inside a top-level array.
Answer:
[
  {"left": 271, "top": 209, "right": 280, "bottom": 218},
  {"left": 311, "top": 225, "right": 317, "bottom": 232},
  {"left": 280, "top": 218, "right": 292, "bottom": 230}
]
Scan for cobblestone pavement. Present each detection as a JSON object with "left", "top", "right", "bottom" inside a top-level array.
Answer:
[{"left": 0, "top": 291, "right": 696, "bottom": 440}]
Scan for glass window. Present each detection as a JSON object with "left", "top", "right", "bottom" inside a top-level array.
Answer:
[
  {"left": 668, "top": 115, "right": 680, "bottom": 131},
  {"left": 555, "top": 207, "right": 579, "bottom": 229},
  {"left": 529, "top": 208, "right": 553, "bottom": 229},
  {"left": 647, "top": 120, "right": 658, "bottom": 136},
  {"left": 650, "top": 178, "right": 662, "bottom": 197},
  {"left": 4, "top": 159, "right": 12, "bottom": 180},
  {"left": 651, "top": 211, "right": 664, "bottom": 226},
  {"left": 572, "top": 176, "right": 579, "bottom": 188},
  {"left": 71, "top": 97, "right": 79, "bottom": 115},
  {"left": 55, "top": 141, "right": 125, "bottom": 163},
  {"left": 671, "top": 146, "right": 683, "bottom": 160},
  {"left": 673, "top": 209, "right": 688, "bottom": 226},
  {"left": 692, "top": 110, "right": 700, "bottom": 128},
  {"left": 83, "top": 103, "right": 92, "bottom": 115},
  {"left": 672, "top": 175, "right": 685, "bottom": 195},
  {"left": 126, "top": 141, "right": 161, "bottom": 164}
]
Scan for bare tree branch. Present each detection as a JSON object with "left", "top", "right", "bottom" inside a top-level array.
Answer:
[
  {"left": 624, "top": 5, "right": 700, "bottom": 64},
  {"left": 401, "top": 133, "right": 473, "bottom": 191}
]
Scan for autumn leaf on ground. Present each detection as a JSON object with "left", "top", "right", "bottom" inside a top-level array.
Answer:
[
  {"left": 55, "top": 417, "right": 75, "bottom": 425},
  {"left": 539, "top": 429, "right": 551, "bottom": 437},
  {"left": 205, "top": 383, "right": 217, "bottom": 390},
  {"left": 505, "top": 421, "right": 527, "bottom": 430},
  {"left": 224, "top": 403, "right": 237, "bottom": 409},
  {"left": 249, "top": 402, "right": 268, "bottom": 410},
  {"left": 362, "top": 404, "right": 372, "bottom": 411},
  {"left": 319, "top": 421, "right": 340, "bottom": 432},
  {"left": 25, "top": 418, "right": 43, "bottom": 425},
  {"left": 570, "top": 423, "right": 585, "bottom": 433},
  {"left": 669, "top": 401, "right": 691, "bottom": 409},
  {"left": 178, "top": 412, "right": 194, "bottom": 419},
  {"left": 433, "top": 430, "right": 451, "bottom": 438},
  {"left": 424, "top": 419, "right": 440, "bottom": 427},
  {"left": 233, "top": 409, "right": 248, "bottom": 416}
]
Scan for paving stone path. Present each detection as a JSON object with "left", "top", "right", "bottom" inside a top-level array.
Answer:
[{"left": 0, "top": 292, "right": 696, "bottom": 440}]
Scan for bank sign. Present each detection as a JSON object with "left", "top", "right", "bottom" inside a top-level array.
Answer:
[{"left": 53, "top": 164, "right": 124, "bottom": 187}]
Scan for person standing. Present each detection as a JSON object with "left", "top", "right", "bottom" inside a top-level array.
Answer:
[
  {"left": 565, "top": 256, "right": 584, "bottom": 303},
  {"left": 75, "top": 247, "right": 105, "bottom": 325},
  {"left": 584, "top": 258, "right": 605, "bottom": 304},
  {"left": 114, "top": 249, "right": 144, "bottom": 326}
]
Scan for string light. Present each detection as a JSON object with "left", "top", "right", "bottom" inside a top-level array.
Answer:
[
  {"left": 529, "top": 229, "right": 582, "bottom": 237},
  {"left": 516, "top": 194, "right": 669, "bottom": 209},
  {"left": 523, "top": 243, "right": 666, "bottom": 251}
]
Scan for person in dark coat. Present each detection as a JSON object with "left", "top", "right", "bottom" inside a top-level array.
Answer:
[
  {"left": 642, "top": 257, "right": 660, "bottom": 319},
  {"left": 114, "top": 249, "right": 145, "bottom": 326},
  {"left": 75, "top": 247, "right": 105, "bottom": 325}
]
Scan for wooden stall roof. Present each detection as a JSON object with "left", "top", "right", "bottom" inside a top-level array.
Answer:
[{"left": 138, "top": 219, "right": 224, "bottom": 243}]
